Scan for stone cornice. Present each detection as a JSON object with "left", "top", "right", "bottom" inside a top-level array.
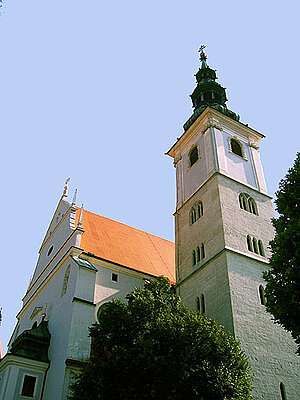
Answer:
[
  {"left": 176, "top": 246, "right": 269, "bottom": 287},
  {"left": 0, "top": 353, "right": 49, "bottom": 372},
  {"left": 166, "top": 107, "right": 265, "bottom": 158},
  {"left": 174, "top": 171, "right": 272, "bottom": 215}
]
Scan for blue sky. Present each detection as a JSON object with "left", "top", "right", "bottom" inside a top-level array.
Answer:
[{"left": 1, "top": 1, "right": 299, "bottom": 352}]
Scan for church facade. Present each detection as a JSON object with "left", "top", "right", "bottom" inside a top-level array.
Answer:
[{"left": 0, "top": 50, "right": 299, "bottom": 399}]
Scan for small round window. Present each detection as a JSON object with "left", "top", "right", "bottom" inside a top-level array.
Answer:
[{"left": 47, "top": 245, "right": 54, "bottom": 256}]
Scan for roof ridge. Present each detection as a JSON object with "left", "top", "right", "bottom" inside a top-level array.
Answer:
[{"left": 76, "top": 206, "right": 174, "bottom": 245}]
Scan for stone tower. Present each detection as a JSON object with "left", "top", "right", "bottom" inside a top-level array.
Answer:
[{"left": 167, "top": 48, "right": 300, "bottom": 400}]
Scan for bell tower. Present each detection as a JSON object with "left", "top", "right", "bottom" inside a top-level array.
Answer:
[{"left": 167, "top": 48, "right": 300, "bottom": 400}]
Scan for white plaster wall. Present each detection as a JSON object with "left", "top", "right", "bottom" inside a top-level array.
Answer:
[
  {"left": 250, "top": 146, "right": 268, "bottom": 193},
  {"left": 66, "top": 301, "right": 95, "bottom": 361},
  {"left": 13, "top": 257, "right": 79, "bottom": 400},
  {"left": 66, "top": 264, "right": 96, "bottom": 361},
  {"left": 94, "top": 263, "right": 146, "bottom": 315},
  {"left": 31, "top": 202, "right": 77, "bottom": 286},
  {"left": 218, "top": 129, "right": 257, "bottom": 189},
  {"left": 180, "top": 130, "right": 212, "bottom": 203}
]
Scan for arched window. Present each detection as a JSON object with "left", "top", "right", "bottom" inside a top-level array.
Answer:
[
  {"left": 201, "top": 243, "right": 205, "bottom": 259},
  {"left": 190, "top": 208, "right": 196, "bottom": 225},
  {"left": 230, "top": 138, "right": 243, "bottom": 157},
  {"left": 248, "top": 197, "right": 258, "bottom": 215},
  {"left": 193, "top": 250, "right": 196, "bottom": 266},
  {"left": 197, "top": 201, "right": 203, "bottom": 218},
  {"left": 201, "top": 294, "right": 205, "bottom": 314},
  {"left": 196, "top": 247, "right": 200, "bottom": 264},
  {"left": 239, "top": 193, "right": 248, "bottom": 211},
  {"left": 239, "top": 193, "right": 258, "bottom": 215},
  {"left": 189, "top": 146, "right": 199, "bottom": 167},
  {"left": 259, "top": 285, "right": 266, "bottom": 305},
  {"left": 190, "top": 202, "right": 203, "bottom": 225},
  {"left": 280, "top": 382, "right": 287, "bottom": 400},
  {"left": 196, "top": 296, "right": 200, "bottom": 312},
  {"left": 253, "top": 237, "right": 259, "bottom": 254},
  {"left": 61, "top": 265, "right": 71, "bottom": 297},
  {"left": 258, "top": 240, "right": 265, "bottom": 256},
  {"left": 247, "top": 235, "right": 253, "bottom": 252}
]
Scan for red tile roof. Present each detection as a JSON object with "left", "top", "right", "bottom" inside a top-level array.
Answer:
[{"left": 75, "top": 208, "right": 175, "bottom": 283}]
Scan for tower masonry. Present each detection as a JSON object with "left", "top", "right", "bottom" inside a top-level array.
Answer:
[{"left": 167, "top": 48, "right": 300, "bottom": 400}]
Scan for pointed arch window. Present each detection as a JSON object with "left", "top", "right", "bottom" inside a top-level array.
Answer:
[
  {"left": 259, "top": 285, "right": 266, "bottom": 305},
  {"left": 247, "top": 235, "right": 253, "bottom": 252},
  {"left": 200, "top": 294, "right": 206, "bottom": 314},
  {"left": 247, "top": 235, "right": 265, "bottom": 256},
  {"left": 196, "top": 296, "right": 200, "bottom": 312},
  {"left": 239, "top": 193, "right": 248, "bottom": 211},
  {"left": 190, "top": 201, "right": 204, "bottom": 225},
  {"left": 239, "top": 193, "right": 258, "bottom": 215},
  {"left": 196, "top": 247, "right": 200, "bottom": 263},
  {"left": 280, "top": 382, "right": 287, "bottom": 400},
  {"left": 190, "top": 208, "right": 196, "bottom": 225},
  {"left": 248, "top": 197, "right": 258, "bottom": 215},
  {"left": 197, "top": 201, "right": 203, "bottom": 218},
  {"left": 192, "top": 250, "right": 196, "bottom": 267},
  {"left": 189, "top": 145, "right": 199, "bottom": 167},
  {"left": 253, "top": 237, "right": 259, "bottom": 254},
  {"left": 258, "top": 240, "right": 265, "bottom": 256},
  {"left": 201, "top": 243, "right": 205, "bottom": 259},
  {"left": 230, "top": 138, "right": 243, "bottom": 158},
  {"left": 61, "top": 265, "right": 71, "bottom": 297}
]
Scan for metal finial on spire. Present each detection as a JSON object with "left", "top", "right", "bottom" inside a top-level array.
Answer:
[
  {"left": 198, "top": 45, "right": 208, "bottom": 69},
  {"left": 72, "top": 189, "right": 78, "bottom": 206},
  {"left": 78, "top": 204, "right": 84, "bottom": 228},
  {"left": 198, "top": 45, "right": 207, "bottom": 61},
  {"left": 62, "top": 177, "right": 70, "bottom": 197}
]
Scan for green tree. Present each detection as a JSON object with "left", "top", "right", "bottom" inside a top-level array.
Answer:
[
  {"left": 69, "top": 278, "right": 252, "bottom": 400},
  {"left": 264, "top": 152, "right": 300, "bottom": 355}
]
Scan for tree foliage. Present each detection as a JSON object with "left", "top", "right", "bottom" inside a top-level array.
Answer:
[
  {"left": 264, "top": 152, "right": 300, "bottom": 354},
  {"left": 69, "top": 278, "right": 252, "bottom": 400}
]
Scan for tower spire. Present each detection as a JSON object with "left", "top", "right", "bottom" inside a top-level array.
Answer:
[{"left": 183, "top": 47, "right": 240, "bottom": 131}]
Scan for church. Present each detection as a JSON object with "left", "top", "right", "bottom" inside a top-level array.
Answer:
[{"left": 0, "top": 49, "right": 299, "bottom": 400}]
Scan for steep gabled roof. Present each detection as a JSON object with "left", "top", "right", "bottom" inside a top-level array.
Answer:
[{"left": 76, "top": 208, "right": 175, "bottom": 283}]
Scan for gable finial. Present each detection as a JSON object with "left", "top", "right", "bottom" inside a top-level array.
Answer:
[
  {"left": 78, "top": 204, "right": 84, "bottom": 228},
  {"left": 72, "top": 189, "right": 78, "bottom": 207},
  {"left": 62, "top": 177, "right": 70, "bottom": 198}
]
